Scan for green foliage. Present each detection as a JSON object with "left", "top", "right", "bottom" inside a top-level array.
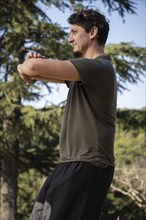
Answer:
[
  {"left": 101, "top": 0, "right": 137, "bottom": 18},
  {"left": 115, "top": 109, "right": 146, "bottom": 164},
  {"left": 43, "top": 0, "right": 137, "bottom": 18},
  {"left": 115, "top": 130, "right": 145, "bottom": 164},
  {"left": 102, "top": 191, "right": 146, "bottom": 220},
  {"left": 105, "top": 43, "right": 146, "bottom": 92},
  {"left": 18, "top": 106, "right": 63, "bottom": 174},
  {"left": 101, "top": 108, "right": 146, "bottom": 219},
  {"left": 17, "top": 169, "right": 46, "bottom": 220},
  {"left": 116, "top": 108, "right": 146, "bottom": 130}
]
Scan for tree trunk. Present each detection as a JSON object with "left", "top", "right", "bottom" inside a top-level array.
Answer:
[{"left": 0, "top": 117, "right": 19, "bottom": 220}]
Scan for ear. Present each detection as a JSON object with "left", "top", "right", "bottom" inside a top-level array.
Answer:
[{"left": 90, "top": 26, "right": 98, "bottom": 39}]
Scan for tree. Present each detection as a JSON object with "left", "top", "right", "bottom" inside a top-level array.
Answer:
[
  {"left": 105, "top": 43, "right": 145, "bottom": 92},
  {"left": 112, "top": 162, "right": 146, "bottom": 212},
  {"left": 0, "top": 1, "right": 69, "bottom": 219},
  {"left": 0, "top": 0, "right": 144, "bottom": 219},
  {"left": 115, "top": 108, "right": 146, "bottom": 164},
  {"left": 112, "top": 109, "right": 146, "bottom": 217},
  {"left": 101, "top": 109, "right": 146, "bottom": 219}
]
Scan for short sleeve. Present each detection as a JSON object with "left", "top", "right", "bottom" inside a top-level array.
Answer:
[
  {"left": 70, "top": 58, "right": 90, "bottom": 84},
  {"left": 70, "top": 57, "right": 108, "bottom": 85}
]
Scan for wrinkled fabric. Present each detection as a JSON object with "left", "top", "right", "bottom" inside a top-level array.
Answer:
[{"left": 29, "top": 162, "right": 114, "bottom": 220}]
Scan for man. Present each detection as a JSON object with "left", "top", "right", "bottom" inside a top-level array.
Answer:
[{"left": 17, "top": 9, "right": 117, "bottom": 220}]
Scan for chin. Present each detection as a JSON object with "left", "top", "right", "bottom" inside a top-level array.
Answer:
[{"left": 73, "top": 51, "right": 82, "bottom": 58}]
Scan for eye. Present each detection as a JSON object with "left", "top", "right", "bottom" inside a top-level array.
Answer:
[{"left": 72, "top": 30, "right": 77, "bottom": 35}]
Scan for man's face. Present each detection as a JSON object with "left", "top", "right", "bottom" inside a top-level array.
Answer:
[{"left": 68, "top": 24, "right": 91, "bottom": 57}]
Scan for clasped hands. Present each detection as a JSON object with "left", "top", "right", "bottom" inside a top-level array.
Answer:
[{"left": 17, "top": 51, "right": 45, "bottom": 85}]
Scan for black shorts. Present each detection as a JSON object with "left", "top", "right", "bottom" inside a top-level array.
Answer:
[{"left": 29, "top": 162, "right": 114, "bottom": 220}]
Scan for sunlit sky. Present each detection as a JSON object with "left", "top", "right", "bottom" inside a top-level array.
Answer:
[{"left": 36, "top": 0, "right": 145, "bottom": 109}]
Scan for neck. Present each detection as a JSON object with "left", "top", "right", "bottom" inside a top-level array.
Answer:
[{"left": 83, "top": 43, "right": 105, "bottom": 59}]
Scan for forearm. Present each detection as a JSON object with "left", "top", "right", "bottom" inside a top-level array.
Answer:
[
  {"left": 31, "top": 75, "right": 65, "bottom": 83},
  {"left": 17, "top": 57, "right": 80, "bottom": 82},
  {"left": 17, "top": 64, "right": 64, "bottom": 83},
  {"left": 18, "top": 58, "right": 62, "bottom": 77},
  {"left": 17, "top": 53, "right": 67, "bottom": 84}
]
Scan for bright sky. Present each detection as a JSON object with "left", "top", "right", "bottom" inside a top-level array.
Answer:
[{"left": 36, "top": 0, "right": 146, "bottom": 109}]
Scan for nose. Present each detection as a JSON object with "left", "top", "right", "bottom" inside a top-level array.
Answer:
[{"left": 68, "top": 33, "right": 74, "bottom": 44}]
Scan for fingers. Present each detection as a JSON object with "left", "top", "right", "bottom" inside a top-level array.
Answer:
[
  {"left": 26, "top": 51, "right": 34, "bottom": 59},
  {"left": 17, "top": 64, "right": 33, "bottom": 85},
  {"left": 26, "top": 51, "right": 45, "bottom": 59},
  {"left": 20, "top": 74, "right": 33, "bottom": 85}
]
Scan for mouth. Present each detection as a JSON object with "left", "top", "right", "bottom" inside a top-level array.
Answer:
[{"left": 73, "top": 43, "right": 77, "bottom": 48}]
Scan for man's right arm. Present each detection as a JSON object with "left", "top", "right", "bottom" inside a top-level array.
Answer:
[
  {"left": 22, "top": 52, "right": 65, "bottom": 84},
  {"left": 17, "top": 51, "right": 81, "bottom": 84}
]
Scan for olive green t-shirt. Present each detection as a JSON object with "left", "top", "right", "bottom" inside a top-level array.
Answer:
[{"left": 59, "top": 55, "right": 117, "bottom": 167}]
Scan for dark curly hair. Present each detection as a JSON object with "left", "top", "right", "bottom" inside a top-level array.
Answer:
[{"left": 68, "top": 9, "right": 109, "bottom": 46}]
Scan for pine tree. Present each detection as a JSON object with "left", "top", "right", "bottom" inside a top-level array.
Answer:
[{"left": 0, "top": 1, "right": 70, "bottom": 219}]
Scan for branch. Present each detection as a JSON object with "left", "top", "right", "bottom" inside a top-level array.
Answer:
[{"left": 112, "top": 164, "right": 146, "bottom": 212}]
